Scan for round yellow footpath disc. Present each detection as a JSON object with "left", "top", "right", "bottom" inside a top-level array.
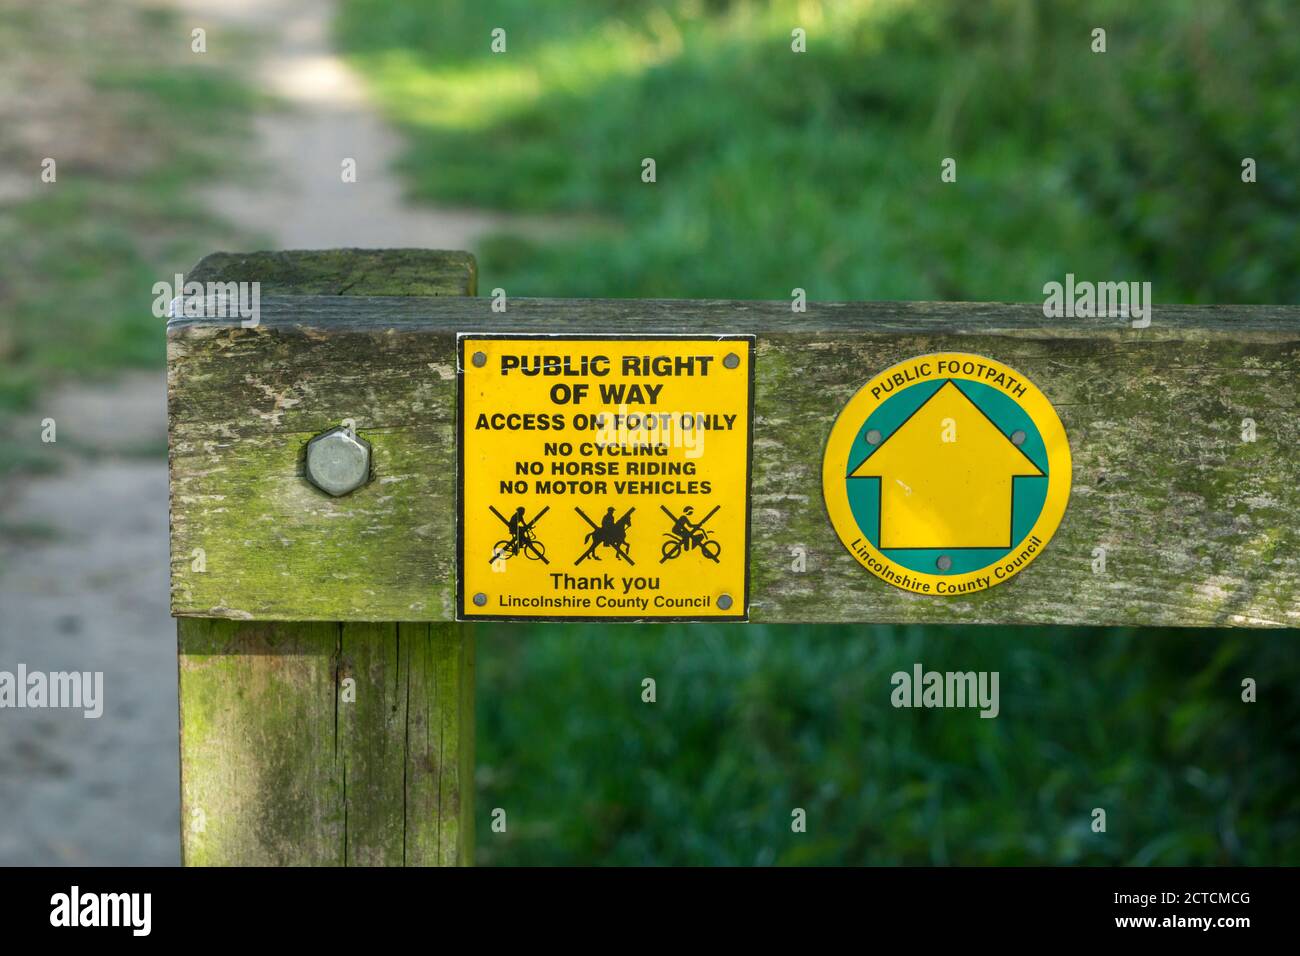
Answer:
[{"left": 822, "top": 352, "right": 1071, "bottom": 596}]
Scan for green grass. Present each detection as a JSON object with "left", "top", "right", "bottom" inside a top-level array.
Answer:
[
  {"left": 338, "top": 0, "right": 1300, "bottom": 303},
  {"left": 340, "top": 0, "right": 1300, "bottom": 865},
  {"left": 0, "top": 5, "right": 258, "bottom": 469},
  {"left": 475, "top": 623, "right": 1299, "bottom": 865}
]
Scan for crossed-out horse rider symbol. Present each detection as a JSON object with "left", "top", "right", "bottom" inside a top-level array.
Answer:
[{"left": 576, "top": 505, "right": 634, "bottom": 565}]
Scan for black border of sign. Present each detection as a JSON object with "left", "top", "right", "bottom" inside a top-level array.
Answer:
[{"left": 455, "top": 332, "right": 755, "bottom": 623}]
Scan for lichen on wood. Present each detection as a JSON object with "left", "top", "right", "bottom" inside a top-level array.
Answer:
[{"left": 175, "top": 249, "right": 476, "bottom": 867}]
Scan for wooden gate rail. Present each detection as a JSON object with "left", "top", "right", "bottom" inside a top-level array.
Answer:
[{"left": 170, "top": 290, "right": 1299, "bottom": 630}]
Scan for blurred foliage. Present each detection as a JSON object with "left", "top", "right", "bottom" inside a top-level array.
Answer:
[
  {"left": 340, "top": 0, "right": 1300, "bottom": 865},
  {"left": 0, "top": 2, "right": 255, "bottom": 471},
  {"left": 475, "top": 623, "right": 1299, "bottom": 865},
  {"left": 339, "top": 0, "right": 1299, "bottom": 303}
]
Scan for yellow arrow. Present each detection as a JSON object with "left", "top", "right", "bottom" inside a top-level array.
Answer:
[{"left": 849, "top": 381, "right": 1043, "bottom": 549}]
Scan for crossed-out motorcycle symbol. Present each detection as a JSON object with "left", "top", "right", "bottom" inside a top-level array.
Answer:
[{"left": 659, "top": 504, "right": 721, "bottom": 564}]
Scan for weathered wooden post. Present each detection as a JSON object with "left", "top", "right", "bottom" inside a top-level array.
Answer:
[
  {"left": 169, "top": 255, "right": 1298, "bottom": 865},
  {"left": 170, "top": 250, "right": 477, "bottom": 865}
]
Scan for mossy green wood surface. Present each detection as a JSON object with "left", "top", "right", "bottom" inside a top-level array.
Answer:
[
  {"left": 175, "top": 249, "right": 475, "bottom": 866},
  {"left": 169, "top": 297, "right": 1300, "bottom": 628}
]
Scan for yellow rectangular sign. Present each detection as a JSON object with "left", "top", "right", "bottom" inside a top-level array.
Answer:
[{"left": 458, "top": 334, "right": 752, "bottom": 620}]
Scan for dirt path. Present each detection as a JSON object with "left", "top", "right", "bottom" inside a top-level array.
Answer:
[
  {"left": 191, "top": 0, "right": 556, "bottom": 250},
  {"left": 0, "top": 376, "right": 175, "bottom": 865},
  {"left": 0, "top": 0, "right": 519, "bottom": 865}
]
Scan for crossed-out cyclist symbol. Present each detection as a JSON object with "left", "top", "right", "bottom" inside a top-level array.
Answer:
[{"left": 488, "top": 505, "right": 549, "bottom": 564}]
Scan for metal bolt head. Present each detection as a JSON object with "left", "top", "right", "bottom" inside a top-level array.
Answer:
[{"left": 305, "top": 426, "right": 371, "bottom": 497}]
